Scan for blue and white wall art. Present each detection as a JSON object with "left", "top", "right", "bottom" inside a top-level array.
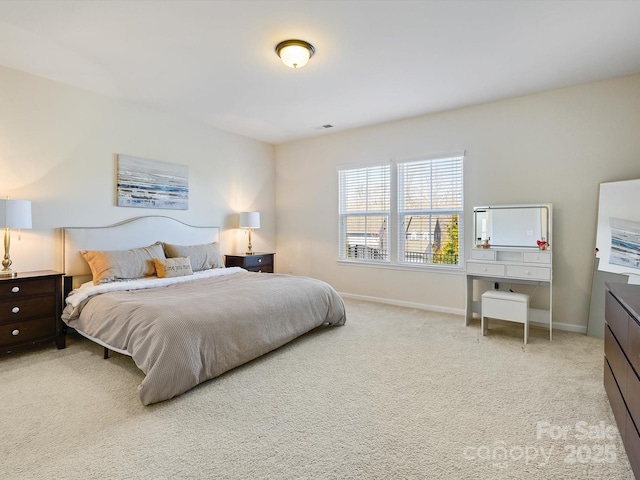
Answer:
[{"left": 117, "top": 154, "right": 188, "bottom": 210}]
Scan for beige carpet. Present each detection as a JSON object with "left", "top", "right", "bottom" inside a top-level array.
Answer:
[{"left": 0, "top": 299, "right": 634, "bottom": 479}]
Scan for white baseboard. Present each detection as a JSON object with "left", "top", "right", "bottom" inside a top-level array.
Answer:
[
  {"left": 338, "top": 292, "right": 588, "bottom": 334},
  {"left": 532, "top": 321, "right": 587, "bottom": 334},
  {"left": 338, "top": 292, "right": 465, "bottom": 316}
]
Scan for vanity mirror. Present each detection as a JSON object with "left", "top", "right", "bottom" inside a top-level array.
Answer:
[
  {"left": 473, "top": 204, "right": 552, "bottom": 249},
  {"left": 466, "top": 203, "right": 554, "bottom": 340}
]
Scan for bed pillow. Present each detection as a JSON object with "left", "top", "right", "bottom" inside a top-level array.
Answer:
[
  {"left": 162, "top": 242, "right": 224, "bottom": 271},
  {"left": 82, "top": 242, "right": 166, "bottom": 285},
  {"left": 153, "top": 257, "right": 194, "bottom": 278}
]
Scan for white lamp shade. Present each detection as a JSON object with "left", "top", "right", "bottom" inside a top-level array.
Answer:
[
  {"left": 278, "top": 44, "right": 311, "bottom": 69},
  {"left": 239, "top": 211, "right": 260, "bottom": 229},
  {"left": 0, "top": 199, "right": 32, "bottom": 229}
]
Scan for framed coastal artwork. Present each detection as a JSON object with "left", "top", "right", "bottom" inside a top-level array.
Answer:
[
  {"left": 116, "top": 154, "right": 189, "bottom": 210},
  {"left": 595, "top": 178, "right": 640, "bottom": 283}
]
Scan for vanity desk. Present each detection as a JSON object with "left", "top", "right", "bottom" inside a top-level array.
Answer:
[{"left": 465, "top": 204, "right": 553, "bottom": 340}]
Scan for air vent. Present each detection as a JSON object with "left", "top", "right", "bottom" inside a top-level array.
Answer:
[{"left": 313, "top": 124, "right": 335, "bottom": 131}]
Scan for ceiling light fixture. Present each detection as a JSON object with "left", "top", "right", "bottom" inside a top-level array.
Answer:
[{"left": 275, "top": 39, "right": 315, "bottom": 69}]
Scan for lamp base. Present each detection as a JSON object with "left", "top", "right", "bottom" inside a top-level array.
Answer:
[
  {"left": 0, "top": 270, "right": 17, "bottom": 278},
  {"left": 245, "top": 251, "right": 255, "bottom": 255}
]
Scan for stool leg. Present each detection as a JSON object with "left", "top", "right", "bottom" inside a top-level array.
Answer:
[
  {"left": 524, "top": 319, "right": 529, "bottom": 344},
  {"left": 481, "top": 315, "right": 487, "bottom": 336}
]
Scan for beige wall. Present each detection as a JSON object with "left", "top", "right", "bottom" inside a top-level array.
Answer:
[
  {"left": 275, "top": 74, "right": 640, "bottom": 331},
  {"left": 0, "top": 66, "right": 276, "bottom": 272},
  {"left": 4, "top": 63, "right": 639, "bottom": 332}
]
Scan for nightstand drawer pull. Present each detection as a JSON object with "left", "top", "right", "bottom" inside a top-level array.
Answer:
[
  {"left": 11, "top": 329, "right": 19, "bottom": 336},
  {"left": 11, "top": 306, "right": 20, "bottom": 314},
  {"left": 11, "top": 286, "right": 19, "bottom": 293},
  {"left": 258, "top": 258, "right": 262, "bottom": 263}
]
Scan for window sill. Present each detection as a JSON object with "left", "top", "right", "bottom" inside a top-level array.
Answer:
[{"left": 336, "top": 259, "right": 465, "bottom": 275}]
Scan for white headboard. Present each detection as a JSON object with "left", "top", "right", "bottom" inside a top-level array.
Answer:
[{"left": 63, "top": 216, "right": 220, "bottom": 281}]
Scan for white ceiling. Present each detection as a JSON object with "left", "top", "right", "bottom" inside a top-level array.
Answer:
[{"left": 1, "top": 1, "right": 640, "bottom": 145}]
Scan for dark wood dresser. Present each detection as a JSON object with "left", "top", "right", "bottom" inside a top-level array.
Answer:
[
  {"left": 225, "top": 253, "right": 275, "bottom": 273},
  {"left": 0, "top": 270, "right": 65, "bottom": 352},
  {"left": 604, "top": 282, "right": 640, "bottom": 477}
]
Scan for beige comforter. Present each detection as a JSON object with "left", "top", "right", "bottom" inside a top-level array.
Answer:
[{"left": 62, "top": 270, "right": 346, "bottom": 405}]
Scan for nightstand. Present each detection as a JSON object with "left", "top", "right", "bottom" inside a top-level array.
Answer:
[
  {"left": 225, "top": 253, "right": 275, "bottom": 273},
  {"left": 0, "top": 270, "right": 65, "bottom": 352}
]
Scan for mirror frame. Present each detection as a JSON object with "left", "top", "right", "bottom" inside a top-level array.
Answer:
[{"left": 473, "top": 204, "right": 552, "bottom": 249}]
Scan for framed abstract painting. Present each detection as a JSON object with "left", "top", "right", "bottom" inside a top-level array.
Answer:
[{"left": 116, "top": 154, "right": 188, "bottom": 210}]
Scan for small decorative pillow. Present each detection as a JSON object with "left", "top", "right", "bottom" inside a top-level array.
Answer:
[
  {"left": 153, "top": 257, "right": 193, "bottom": 278},
  {"left": 162, "top": 242, "right": 224, "bottom": 271},
  {"left": 82, "top": 242, "right": 166, "bottom": 285}
]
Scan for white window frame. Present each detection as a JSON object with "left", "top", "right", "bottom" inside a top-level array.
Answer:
[
  {"left": 338, "top": 163, "right": 391, "bottom": 264},
  {"left": 338, "top": 152, "right": 464, "bottom": 270},
  {"left": 397, "top": 153, "right": 464, "bottom": 269}
]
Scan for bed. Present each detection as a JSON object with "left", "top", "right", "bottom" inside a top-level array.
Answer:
[{"left": 61, "top": 216, "right": 346, "bottom": 405}]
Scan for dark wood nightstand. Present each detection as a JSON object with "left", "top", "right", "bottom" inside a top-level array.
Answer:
[
  {"left": 225, "top": 253, "right": 275, "bottom": 273},
  {"left": 0, "top": 270, "right": 65, "bottom": 352}
]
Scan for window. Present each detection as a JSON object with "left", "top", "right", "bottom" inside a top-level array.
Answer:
[
  {"left": 338, "top": 164, "right": 390, "bottom": 262},
  {"left": 397, "top": 155, "right": 463, "bottom": 266},
  {"left": 338, "top": 153, "right": 464, "bottom": 268}
]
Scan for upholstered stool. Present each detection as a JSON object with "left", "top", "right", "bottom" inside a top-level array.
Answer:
[{"left": 481, "top": 290, "right": 530, "bottom": 343}]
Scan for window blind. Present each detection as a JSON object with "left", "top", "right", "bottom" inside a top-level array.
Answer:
[
  {"left": 338, "top": 165, "right": 391, "bottom": 262},
  {"left": 397, "top": 155, "right": 463, "bottom": 266}
]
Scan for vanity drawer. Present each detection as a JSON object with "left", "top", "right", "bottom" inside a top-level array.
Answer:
[
  {"left": 523, "top": 252, "right": 551, "bottom": 264},
  {"left": 466, "top": 261, "right": 504, "bottom": 277},
  {"left": 506, "top": 265, "right": 551, "bottom": 281},
  {"left": 470, "top": 249, "right": 496, "bottom": 261}
]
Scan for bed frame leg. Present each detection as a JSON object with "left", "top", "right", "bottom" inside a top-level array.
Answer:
[{"left": 103, "top": 347, "right": 110, "bottom": 359}]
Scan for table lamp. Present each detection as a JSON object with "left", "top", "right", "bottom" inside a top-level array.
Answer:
[
  {"left": 0, "top": 198, "right": 32, "bottom": 277},
  {"left": 239, "top": 212, "right": 260, "bottom": 255}
]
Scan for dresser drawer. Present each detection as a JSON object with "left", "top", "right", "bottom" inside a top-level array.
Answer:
[
  {"left": 604, "top": 359, "right": 627, "bottom": 437},
  {"left": 470, "top": 249, "right": 496, "bottom": 261},
  {"left": 628, "top": 316, "right": 640, "bottom": 377},
  {"left": 523, "top": 252, "right": 551, "bottom": 264},
  {"left": 466, "top": 261, "right": 505, "bottom": 277},
  {"left": 605, "top": 324, "right": 628, "bottom": 399},
  {"left": 627, "top": 366, "right": 640, "bottom": 434},
  {"left": 606, "top": 291, "right": 630, "bottom": 351},
  {"left": 0, "top": 296, "right": 56, "bottom": 324},
  {"left": 0, "top": 317, "right": 56, "bottom": 346},
  {"left": 0, "top": 277, "right": 56, "bottom": 298},
  {"left": 625, "top": 411, "right": 640, "bottom": 479},
  {"left": 225, "top": 253, "right": 275, "bottom": 273},
  {"left": 506, "top": 265, "right": 551, "bottom": 281},
  {"left": 242, "top": 255, "right": 273, "bottom": 269},
  {"left": 247, "top": 265, "right": 273, "bottom": 273}
]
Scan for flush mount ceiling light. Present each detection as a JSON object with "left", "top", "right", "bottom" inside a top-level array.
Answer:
[{"left": 275, "top": 39, "right": 315, "bottom": 69}]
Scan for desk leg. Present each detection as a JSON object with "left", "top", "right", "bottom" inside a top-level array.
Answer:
[
  {"left": 549, "top": 284, "right": 553, "bottom": 341},
  {"left": 465, "top": 275, "right": 474, "bottom": 326}
]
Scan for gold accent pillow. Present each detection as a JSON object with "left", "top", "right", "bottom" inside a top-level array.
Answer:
[
  {"left": 82, "top": 242, "right": 166, "bottom": 285},
  {"left": 162, "top": 242, "right": 224, "bottom": 271},
  {"left": 153, "top": 257, "right": 194, "bottom": 278}
]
